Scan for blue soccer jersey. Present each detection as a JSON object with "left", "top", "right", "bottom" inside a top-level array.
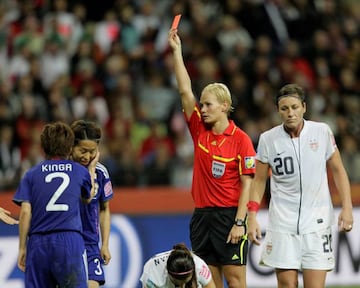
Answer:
[
  {"left": 13, "top": 159, "right": 93, "bottom": 234},
  {"left": 80, "top": 162, "right": 114, "bottom": 244}
]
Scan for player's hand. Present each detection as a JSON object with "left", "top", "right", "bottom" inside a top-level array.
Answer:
[
  {"left": 88, "top": 150, "right": 100, "bottom": 179},
  {"left": 248, "top": 212, "right": 262, "bottom": 245},
  {"left": 88, "top": 150, "right": 100, "bottom": 172},
  {"left": 0, "top": 207, "right": 19, "bottom": 225},
  {"left": 226, "top": 225, "right": 245, "bottom": 244},
  {"left": 18, "top": 249, "right": 26, "bottom": 272},
  {"left": 168, "top": 29, "right": 181, "bottom": 51},
  {"left": 338, "top": 207, "right": 353, "bottom": 232},
  {"left": 101, "top": 246, "right": 111, "bottom": 265}
]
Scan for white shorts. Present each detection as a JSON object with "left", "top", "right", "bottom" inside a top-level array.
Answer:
[{"left": 259, "top": 227, "right": 335, "bottom": 270}]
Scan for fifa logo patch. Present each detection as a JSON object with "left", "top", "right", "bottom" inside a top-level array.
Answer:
[
  {"left": 212, "top": 161, "right": 225, "bottom": 178},
  {"left": 244, "top": 156, "right": 255, "bottom": 169}
]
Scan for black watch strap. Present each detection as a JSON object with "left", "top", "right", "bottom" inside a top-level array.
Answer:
[{"left": 234, "top": 219, "right": 246, "bottom": 227}]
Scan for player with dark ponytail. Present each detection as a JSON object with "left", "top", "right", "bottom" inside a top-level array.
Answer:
[{"left": 141, "top": 243, "right": 215, "bottom": 288}]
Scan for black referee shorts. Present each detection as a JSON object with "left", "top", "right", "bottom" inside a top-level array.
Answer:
[{"left": 190, "top": 207, "right": 248, "bottom": 266}]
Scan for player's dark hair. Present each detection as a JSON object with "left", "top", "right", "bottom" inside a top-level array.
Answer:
[
  {"left": 167, "top": 243, "right": 197, "bottom": 288},
  {"left": 275, "top": 83, "right": 306, "bottom": 106},
  {"left": 41, "top": 121, "right": 74, "bottom": 159},
  {"left": 70, "top": 120, "right": 101, "bottom": 145}
]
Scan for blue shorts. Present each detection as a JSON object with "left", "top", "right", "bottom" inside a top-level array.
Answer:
[
  {"left": 86, "top": 243, "right": 105, "bottom": 285},
  {"left": 25, "top": 231, "right": 88, "bottom": 288}
]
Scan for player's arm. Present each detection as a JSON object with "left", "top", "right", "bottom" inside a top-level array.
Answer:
[
  {"left": 100, "top": 200, "right": 111, "bottom": 265},
  {"left": 237, "top": 174, "right": 253, "bottom": 220},
  {"left": 0, "top": 207, "right": 18, "bottom": 225},
  {"left": 18, "top": 202, "right": 31, "bottom": 272},
  {"left": 226, "top": 174, "right": 253, "bottom": 244},
  {"left": 204, "top": 278, "right": 216, "bottom": 288},
  {"left": 247, "top": 160, "right": 269, "bottom": 245},
  {"left": 168, "top": 29, "right": 196, "bottom": 118},
  {"left": 327, "top": 148, "right": 353, "bottom": 231}
]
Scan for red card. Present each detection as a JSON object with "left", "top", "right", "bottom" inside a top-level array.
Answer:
[{"left": 171, "top": 14, "right": 182, "bottom": 30}]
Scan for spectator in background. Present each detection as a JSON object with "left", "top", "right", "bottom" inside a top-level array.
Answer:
[
  {"left": 14, "top": 94, "right": 45, "bottom": 159},
  {"left": 8, "top": 36, "right": 32, "bottom": 81},
  {"left": 139, "top": 121, "right": 175, "bottom": 165},
  {"left": 12, "top": 74, "right": 48, "bottom": 121},
  {"left": 40, "top": 33, "right": 69, "bottom": 89},
  {"left": 0, "top": 123, "right": 21, "bottom": 190},
  {"left": 94, "top": 9, "right": 120, "bottom": 55},
  {"left": 170, "top": 111, "right": 194, "bottom": 188},
  {"left": 18, "top": 136, "right": 44, "bottom": 180},
  {"left": 71, "top": 58, "right": 103, "bottom": 95},
  {"left": 13, "top": 14, "right": 44, "bottom": 57},
  {"left": 132, "top": 0, "right": 161, "bottom": 49},
  {"left": 117, "top": 4, "right": 141, "bottom": 57},
  {"left": 71, "top": 80, "right": 109, "bottom": 127},
  {"left": 143, "top": 140, "right": 173, "bottom": 186},
  {"left": 0, "top": 81, "right": 17, "bottom": 123},
  {"left": 340, "top": 134, "right": 360, "bottom": 183},
  {"left": 107, "top": 137, "right": 141, "bottom": 187},
  {"left": 0, "top": 10, "right": 10, "bottom": 82},
  {"left": 245, "top": 0, "right": 290, "bottom": 52},
  {"left": 216, "top": 14, "right": 253, "bottom": 56},
  {"left": 136, "top": 120, "right": 175, "bottom": 186},
  {"left": 137, "top": 69, "right": 178, "bottom": 123},
  {"left": 46, "top": 77, "right": 74, "bottom": 122},
  {"left": 43, "top": 0, "right": 83, "bottom": 55},
  {"left": 101, "top": 42, "right": 130, "bottom": 92},
  {"left": 27, "top": 55, "right": 46, "bottom": 96}
]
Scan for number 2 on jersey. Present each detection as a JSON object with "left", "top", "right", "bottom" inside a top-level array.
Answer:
[{"left": 45, "top": 172, "right": 70, "bottom": 211}]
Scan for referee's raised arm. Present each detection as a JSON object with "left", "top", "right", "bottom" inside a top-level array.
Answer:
[{"left": 168, "top": 29, "right": 196, "bottom": 119}]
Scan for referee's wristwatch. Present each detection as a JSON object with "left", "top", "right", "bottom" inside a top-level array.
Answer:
[{"left": 234, "top": 219, "right": 246, "bottom": 227}]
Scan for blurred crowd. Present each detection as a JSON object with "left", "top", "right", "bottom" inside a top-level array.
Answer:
[{"left": 0, "top": 0, "right": 360, "bottom": 191}]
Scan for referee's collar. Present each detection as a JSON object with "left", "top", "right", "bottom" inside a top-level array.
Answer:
[{"left": 223, "top": 120, "right": 236, "bottom": 136}]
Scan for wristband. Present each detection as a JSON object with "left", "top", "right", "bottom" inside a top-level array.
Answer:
[{"left": 247, "top": 201, "right": 260, "bottom": 212}]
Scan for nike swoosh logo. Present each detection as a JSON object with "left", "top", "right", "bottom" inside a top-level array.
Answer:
[{"left": 277, "top": 151, "right": 285, "bottom": 155}]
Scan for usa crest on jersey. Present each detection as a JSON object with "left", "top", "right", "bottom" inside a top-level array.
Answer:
[{"left": 212, "top": 160, "right": 225, "bottom": 178}]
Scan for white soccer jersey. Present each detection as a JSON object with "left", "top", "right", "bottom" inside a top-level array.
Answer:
[
  {"left": 257, "top": 120, "right": 336, "bottom": 234},
  {"left": 140, "top": 250, "right": 212, "bottom": 288}
]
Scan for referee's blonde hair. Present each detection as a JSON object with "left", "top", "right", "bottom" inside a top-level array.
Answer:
[{"left": 202, "top": 82, "right": 234, "bottom": 115}]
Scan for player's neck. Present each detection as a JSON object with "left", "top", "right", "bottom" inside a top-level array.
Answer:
[
  {"left": 47, "top": 156, "right": 68, "bottom": 160},
  {"left": 284, "top": 120, "right": 304, "bottom": 138}
]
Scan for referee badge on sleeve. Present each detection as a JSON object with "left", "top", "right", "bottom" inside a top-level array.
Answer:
[
  {"left": 212, "top": 161, "right": 225, "bottom": 178},
  {"left": 244, "top": 156, "right": 255, "bottom": 169}
]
